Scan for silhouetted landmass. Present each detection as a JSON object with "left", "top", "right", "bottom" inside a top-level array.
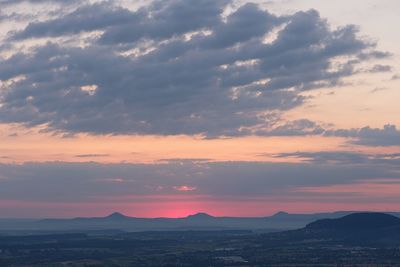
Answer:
[
  {"left": 104, "top": 212, "right": 129, "bottom": 220},
  {"left": 4, "top": 211, "right": 399, "bottom": 233},
  {"left": 1, "top": 213, "right": 400, "bottom": 266},
  {"left": 307, "top": 212, "right": 400, "bottom": 230},
  {"left": 262, "top": 212, "right": 400, "bottom": 247}
]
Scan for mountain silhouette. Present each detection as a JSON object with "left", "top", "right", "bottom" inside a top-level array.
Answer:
[
  {"left": 186, "top": 213, "right": 214, "bottom": 219},
  {"left": 105, "top": 212, "right": 129, "bottom": 220},
  {"left": 2, "top": 211, "right": 400, "bottom": 233},
  {"left": 272, "top": 211, "right": 290, "bottom": 217},
  {"left": 261, "top": 212, "right": 400, "bottom": 247},
  {"left": 306, "top": 212, "right": 400, "bottom": 230}
]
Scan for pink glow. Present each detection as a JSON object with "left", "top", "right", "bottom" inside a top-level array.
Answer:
[{"left": 1, "top": 191, "right": 400, "bottom": 218}]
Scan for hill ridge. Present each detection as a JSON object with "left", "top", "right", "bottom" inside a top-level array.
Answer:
[{"left": 306, "top": 212, "right": 400, "bottom": 230}]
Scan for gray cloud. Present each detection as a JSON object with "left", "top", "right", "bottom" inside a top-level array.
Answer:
[
  {"left": 327, "top": 124, "right": 400, "bottom": 147},
  {"left": 99, "top": 0, "right": 232, "bottom": 45},
  {"left": 392, "top": 74, "right": 400, "bottom": 80},
  {"left": 272, "top": 151, "right": 400, "bottom": 165},
  {"left": 0, "top": 0, "right": 79, "bottom": 5},
  {"left": 189, "top": 3, "right": 280, "bottom": 49},
  {"left": 357, "top": 50, "right": 392, "bottom": 60},
  {"left": 74, "top": 154, "right": 110, "bottom": 158},
  {"left": 10, "top": 3, "right": 137, "bottom": 40},
  {"left": 250, "top": 122, "right": 400, "bottom": 147},
  {"left": 370, "top": 87, "right": 388, "bottom": 93},
  {"left": 0, "top": 158, "right": 398, "bottom": 202},
  {"left": 0, "top": 0, "right": 388, "bottom": 137},
  {"left": 252, "top": 121, "right": 400, "bottom": 147},
  {"left": 254, "top": 119, "right": 326, "bottom": 136},
  {"left": 367, "top": 64, "right": 392, "bottom": 73},
  {"left": 0, "top": 11, "right": 28, "bottom": 22}
]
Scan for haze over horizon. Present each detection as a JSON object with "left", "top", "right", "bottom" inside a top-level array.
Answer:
[
  {"left": 22, "top": 210, "right": 400, "bottom": 220},
  {"left": 0, "top": 0, "right": 399, "bottom": 219},
  {"left": 0, "top": 210, "right": 381, "bottom": 220}
]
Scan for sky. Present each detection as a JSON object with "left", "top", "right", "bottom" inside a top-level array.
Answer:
[{"left": 0, "top": 0, "right": 399, "bottom": 218}]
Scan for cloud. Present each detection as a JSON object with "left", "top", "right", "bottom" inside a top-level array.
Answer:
[
  {"left": 173, "top": 185, "right": 197, "bottom": 192},
  {"left": 327, "top": 124, "right": 400, "bottom": 147},
  {"left": 0, "top": 11, "right": 28, "bottom": 22},
  {"left": 392, "top": 74, "right": 400, "bottom": 80},
  {"left": 255, "top": 122, "right": 400, "bottom": 147},
  {"left": 357, "top": 50, "right": 392, "bottom": 60},
  {"left": 99, "top": 0, "right": 232, "bottom": 45},
  {"left": 74, "top": 154, "right": 110, "bottom": 158},
  {"left": 0, "top": 0, "right": 387, "bottom": 137},
  {"left": 10, "top": 3, "right": 137, "bottom": 40},
  {"left": 191, "top": 3, "right": 280, "bottom": 49},
  {"left": 367, "top": 64, "right": 392, "bottom": 73},
  {"left": 0, "top": 0, "right": 79, "bottom": 5},
  {"left": 272, "top": 151, "right": 400, "bottom": 165},
  {"left": 0, "top": 158, "right": 398, "bottom": 202},
  {"left": 248, "top": 122, "right": 400, "bottom": 147},
  {"left": 253, "top": 119, "right": 326, "bottom": 136},
  {"left": 370, "top": 87, "right": 388, "bottom": 93}
]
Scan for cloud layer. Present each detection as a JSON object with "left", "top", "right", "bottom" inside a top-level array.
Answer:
[
  {"left": 0, "top": 0, "right": 388, "bottom": 137},
  {"left": 0, "top": 155, "right": 398, "bottom": 202}
]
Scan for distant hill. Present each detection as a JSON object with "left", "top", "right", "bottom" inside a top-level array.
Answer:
[
  {"left": 34, "top": 211, "right": 365, "bottom": 232},
  {"left": 104, "top": 212, "right": 130, "bottom": 220},
  {"left": 261, "top": 212, "right": 400, "bottom": 247},
  {"left": 306, "top": 212, "right": 400, "bottom": 230},
  {"left": 186, "top": 213, "right": 215, "bottom": 220},
  {"left": 1, "top": 211, "right": 400, "bottom": 233}
]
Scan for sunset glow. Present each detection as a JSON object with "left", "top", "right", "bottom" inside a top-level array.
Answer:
[{"left": 0, "top": 0, "right": 399, "bottom": 218}]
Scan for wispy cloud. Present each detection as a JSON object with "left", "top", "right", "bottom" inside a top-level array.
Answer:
[
  {"left": 74, "top": 154, "right": 110, "bottom": 158},
  {"left": 173, "top": 185, "right": 197, "bottom": 192}
]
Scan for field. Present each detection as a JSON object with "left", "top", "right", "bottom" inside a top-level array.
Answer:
[{"left": 1, "top": 230, "right": 400, "bottom": 267}]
